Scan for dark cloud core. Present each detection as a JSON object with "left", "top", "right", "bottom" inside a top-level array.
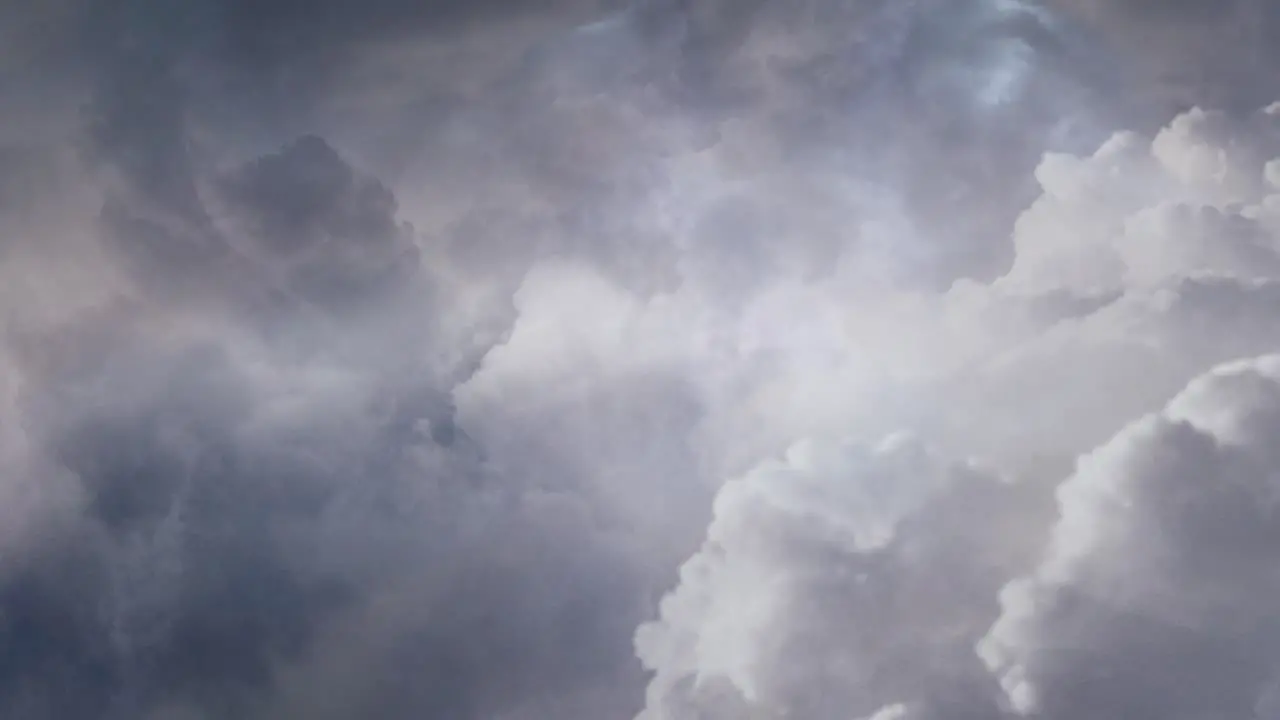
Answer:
[{"left": 1, "top": 1, "right": 1279, "bottom": 719}]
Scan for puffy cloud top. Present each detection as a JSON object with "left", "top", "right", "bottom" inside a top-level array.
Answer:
[{"left": 981, "top": 355, "right": 1280, "bottom": 720}]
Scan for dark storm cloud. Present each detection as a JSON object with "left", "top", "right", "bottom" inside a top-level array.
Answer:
[
  {"left": 28, "top": 0, "right": 607, "bottom": 88},
  {"left": 3, "top": 340, "right": 350, "bottom": 719},
  {"left": 1050, "top": 0, "right": 1280, "bottom": 117},
  {"left": 82, "top": 41, "right": 426, "bottom": 334},
  {"left": 0, "top": 0, "right": 652, "bottom": 707},
  {"left": 213, "top": 135, "right": 423, "bottom": 315},
  {"left": 26, "top": 0, "right": 1130, "bottom": 294},
  {"left": 2, "top": 285, "right": 653, "bottom": 719}
]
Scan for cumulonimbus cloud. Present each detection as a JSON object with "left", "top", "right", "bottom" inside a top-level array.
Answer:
[
  {"left": 3, "top": 1, "right": 1280, "bottom": 719},
  {"left": 629, "top": 100, "right": 1280, "bottom": 719}
]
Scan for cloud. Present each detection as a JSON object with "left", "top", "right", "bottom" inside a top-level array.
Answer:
[
  {"left": 0, "top": 284, "right": 654, "bottom": 717},
  {"left": 211, "top": 134, "right": 424, "bottom": 318},
  {"left": 980, "top": 354, "right": 1280, "bottom": 719},
  {"left": 439, "top": 94, "right": 1280, "bottom": 720},
  {"left": 5, "top": 1, "right": 1280, "bottom": 719},
  {"left": 625, "top": 96, "right": 1280, "bottom": 720},
  {"left": 633, "top": 434, "right": 1047, "bottom": 720},
  {"left": 1048, "top": 0, "right": 1280, "bottom": 117},
  {"left": 0, "top": 124, "right": 652, "bottom": 719}
]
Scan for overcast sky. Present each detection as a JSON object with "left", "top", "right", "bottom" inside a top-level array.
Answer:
[{"left": 3, "top": 1, "right": 1280, "bottom": 719}]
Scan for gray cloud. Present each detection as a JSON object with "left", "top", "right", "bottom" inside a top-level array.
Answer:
[
  {"left": 4, "top": 1, "right": 1280, "bottom": 719},
  {"left": 1050, "top": 0, "right": 1280, "bottom": 116},
  {"left": 1, "top": 284, "right": 653, "bottom": 718}
]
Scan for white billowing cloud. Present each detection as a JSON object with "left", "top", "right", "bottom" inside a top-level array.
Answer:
[
  {"left": 633, "top": 434, "right": 1032, "bottom": 720},
  {"left": 452, "top": 260, "right": 717, "bottom": 570},
  {"left": 942, "top": 273, "right": 1280, "bottom": 465},
  {"left": 979, "top": 354, "right": 1280, "bottom": 720},
  {"left": 442, "top": 100, "right": 1280, "bottom": 719},
  {"left": 625, "top": 101, "right": 1280, "bottom": 719},
  {"left": 937, "top": 104, "right": 1280, "bottom": 463},
  {"left": 468, "top": 102, "right": 1280, "bottom": 502},
  {"left": 997, "top": 105, "right": 1280, "bottom": 297}
]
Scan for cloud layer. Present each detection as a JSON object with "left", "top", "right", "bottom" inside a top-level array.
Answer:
[{"left": 4, "top": 1, "right": 1280, "bottom": 719}]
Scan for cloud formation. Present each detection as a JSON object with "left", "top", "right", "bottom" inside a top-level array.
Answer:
[
  {"left": 628, "top": 95, "right": 1280, "bottom": 720},
  {"left": 634, "top": 435, "right": 1038, "bottom": 720},
  {"left": 3, "top": 0, "right": 1280, "bottom": 719},
  {"left": 981, "top": 354, "right": 1280, "bottom": 720}
]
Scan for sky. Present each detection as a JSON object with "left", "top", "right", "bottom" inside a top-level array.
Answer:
[{"left": 3, "top": 1, "right": 1280, "bottom": 718}]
